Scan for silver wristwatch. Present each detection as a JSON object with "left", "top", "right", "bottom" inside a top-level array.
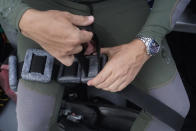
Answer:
[{"left": 136, "top": 35, "right": 160, "bottom": 56}]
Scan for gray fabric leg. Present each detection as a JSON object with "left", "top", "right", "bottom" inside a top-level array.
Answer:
[
  {"left": 16, "top": 79, "right": 64, "bottom": 131},
  {"left": 145, "top": 72, "right": 190, "bottom": 131}
]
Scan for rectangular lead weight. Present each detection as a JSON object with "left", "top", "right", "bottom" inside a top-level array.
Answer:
[
  {"left": 21, "top": 49, "right": 54, "bottom": 83},
  {"left": 57, "top": 58, "right": 81, "bottom": 84}
]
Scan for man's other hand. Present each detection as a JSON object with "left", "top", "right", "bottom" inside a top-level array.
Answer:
[
  {"left": 87, "top": 39, "right": 150, "bottom": 92},
  {"left": 19, "top": 9, "right": 94, "bottom": 66}
]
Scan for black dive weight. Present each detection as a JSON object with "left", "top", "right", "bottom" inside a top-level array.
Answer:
[
  {"left": 57, "top": 54, "right": 108, "bottom": 84},
  {"left": 21, "top": 49, "right": 107, "bottom": 84}
]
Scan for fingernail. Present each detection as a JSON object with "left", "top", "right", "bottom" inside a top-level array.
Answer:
[{"left": 88, "top": 16, "right": 94, "bottom": 21}]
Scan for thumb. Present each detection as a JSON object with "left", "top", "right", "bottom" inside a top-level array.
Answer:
[{"left": 68, "top": 13, "right": 94, "bottom": 26}]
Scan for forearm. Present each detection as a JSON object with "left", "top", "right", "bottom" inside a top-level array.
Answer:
[
  {"left": 139, "top": 0, "right": 190, "bottom": 44},
  {"left": 0, "top": 0, "right": 31, "bottom": 31}
]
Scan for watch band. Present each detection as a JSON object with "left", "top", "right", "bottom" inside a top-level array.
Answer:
[
  {"left": 136, "top": 35, "right": 160, "bottom": 56},
  {"left": 136, "top": 35, "right": 152, "bottom": 56}
]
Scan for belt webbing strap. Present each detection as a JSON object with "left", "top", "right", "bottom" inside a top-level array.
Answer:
[{"left": 119, "top": 85, "right": 184, "bottom": 131}]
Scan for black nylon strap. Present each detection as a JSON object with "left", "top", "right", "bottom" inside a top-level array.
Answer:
[{"left": 118, "top": 85, "right": 184, "bottom": 131}]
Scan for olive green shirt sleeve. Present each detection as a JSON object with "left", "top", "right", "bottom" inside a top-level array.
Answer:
[
  {"left": 138, "top": 0, "right": 190, "bottom": 44},
  {"left": 0, "top": 0, "right": 31, "bottom": 31}
]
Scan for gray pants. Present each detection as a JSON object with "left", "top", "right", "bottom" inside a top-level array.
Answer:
[
  {"left": 16, "top": 71, "right": 190, "bottom": 131},
  {"left": 143, "top": 72, "right": 190, "bottom": 131}
]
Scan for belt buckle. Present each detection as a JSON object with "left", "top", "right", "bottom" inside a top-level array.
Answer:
[{"left": 21, "top": 49, "right": 54, "bottom": 83}]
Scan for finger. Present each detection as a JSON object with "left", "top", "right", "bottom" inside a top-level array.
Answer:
[
  {"left": 84, "top": 41, "right": 96, "bottom": 55},
  {"left": 67, "top": 13, "right": 94, "bottom": 26},
  {"left": 58, "top": 55, "right": 74, "bottom": 66},
  {"left": 116, "top": 80, "right": 130, "bottom": 92},
  {"left": 103, "top": 76, "right": 127, "bottom": 92},
  {"left": 96, "top": 73, "right": 116, "bottom": 89},
  {"left": 69, "top": 45, "right": 83, "bottom": 55},
  {"left": 95, "top": 72, "right": 113, "bottom": 89},
  {"left": 87, "top": 65, "right": 112, "bottom": 86},
  {"left": 79, "top": 30, "right": 93, "bottom": 43}
]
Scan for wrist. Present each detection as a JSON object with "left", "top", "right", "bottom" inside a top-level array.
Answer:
[
  {"left": 125, "top": 39, "right": 151, "bottom": 62},
  {"left": 136, "top": 34, "right": 160, "bottom": 56},
  {"left": 132, "top": 39, "right": 151, "bottom": 60},
  {"left": 19, "top": 9, "right": 39, "bottom": 34}
]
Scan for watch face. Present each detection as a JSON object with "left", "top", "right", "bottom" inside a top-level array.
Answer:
[{"left": 149, "top": 40, "right": 160, "bottom": 55}]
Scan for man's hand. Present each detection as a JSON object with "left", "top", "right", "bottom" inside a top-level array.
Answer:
[
  {"left": 87, "top": 39, "right": 150, "bottom": 92},
  {"left": 19, "top": 9, "right": 94, "bottom": 66}
]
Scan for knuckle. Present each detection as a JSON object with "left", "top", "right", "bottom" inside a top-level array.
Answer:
[
  {"left": 69, "top": 35, "right": 80, "bottom": 45},
  {"left": 85, "top": 32, "right": 93, "bottom": 41},
  {"left": 66, "top": 51, "right": 72, "bottom": 55},
  {"left": 61, "top": 50, "right": 69, "bottom": 56},
  {"left": 68, "top": 46, "right": 74, "bottom": 51},
  {"left": 74, "top": 38, "right": 81, "bottom": 45},
  {"left": 112, "top": 73, "right": 119, "bottom": 79},
  {"left": 66, "top": 49, "right": 74, "bottom": 55},
  {"left": 97, "top": 76, "right": 103, "bottom": 83},
  {"left": 59, "top": 49, "right": 71, "bottom": 56}
]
